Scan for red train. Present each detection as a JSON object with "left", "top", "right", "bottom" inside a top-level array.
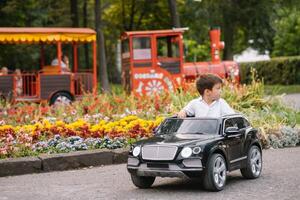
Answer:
[{"left": 121, "top": 27, "right": 240, "bottom": 96}]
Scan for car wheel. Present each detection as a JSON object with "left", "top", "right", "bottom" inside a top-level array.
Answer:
[
  {"left": 130, "top": 173, "right": 155, "bottom": 189},
  {"left": 241, "top": 145, "right": 262, "bottom": 179},
  {"left": 50, "top": 92, "right": 73, "bottom": 106},
  {"left": 203, "top": 153, "right": 227, "bottom": 191}
]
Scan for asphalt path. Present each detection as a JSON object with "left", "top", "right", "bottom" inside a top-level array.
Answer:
[
  {"left": 0, "top": 147, "right": 299, "bottom": 200},
  {"left": 282, "top": 93, "right": 300, "bottom": 111}
]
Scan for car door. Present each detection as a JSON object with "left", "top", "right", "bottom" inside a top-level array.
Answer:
[{"left": 223, "top": 117, "right": 246, "bottom": 169}]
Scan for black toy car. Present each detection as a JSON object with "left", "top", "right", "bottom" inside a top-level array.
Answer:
[{"left": 127, "top": 114, "right": 262, "bottom": 191}]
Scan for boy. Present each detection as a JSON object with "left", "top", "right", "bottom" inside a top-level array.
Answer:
[{"left": 177, "top": 74, "right": 235, "bottom": 118}]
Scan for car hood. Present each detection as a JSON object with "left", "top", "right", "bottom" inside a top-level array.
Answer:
[{"left": 137, "top": 133, "right": 218, "bottom": 147}]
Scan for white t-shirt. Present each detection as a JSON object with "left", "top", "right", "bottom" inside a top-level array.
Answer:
[{"left": 182, "top": 97, "right": 235, "bottom": 117}]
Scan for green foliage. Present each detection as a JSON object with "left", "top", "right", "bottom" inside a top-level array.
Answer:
[
  {"left": 240, "top": 56, "right": 300, "bottom": 85},
  {"left": 1, "top": 0, "right": 300, "bottom": 82},
  {"left": 272, "top": 8, "right": 300, "bottom": 57},
  {"left": 183, "top": 39, "right": 210, "bottom": 62}
]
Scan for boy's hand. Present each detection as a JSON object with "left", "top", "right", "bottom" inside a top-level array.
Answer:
[{"left": 177, "top": 110, "right": 187, "bottom": 118}]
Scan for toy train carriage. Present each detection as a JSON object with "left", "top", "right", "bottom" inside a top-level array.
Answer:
[
  {"left": 121, "top": 28, "right": 240, "bottom": 96},
  {"left": 0, "top": 28, "right": 97, "bottom": 104}
]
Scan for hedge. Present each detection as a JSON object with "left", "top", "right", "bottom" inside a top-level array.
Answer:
[{"left": 239, "top": 56, "right": 300, "bottom": 85}]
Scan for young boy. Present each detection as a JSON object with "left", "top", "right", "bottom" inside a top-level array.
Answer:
[{"left": 177, "top": 74, "right": 235, "bottom": 118}]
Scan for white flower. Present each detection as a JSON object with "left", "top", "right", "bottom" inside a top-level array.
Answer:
[{"left": 71, "top": 110, "right": 77, "bottom": 115}]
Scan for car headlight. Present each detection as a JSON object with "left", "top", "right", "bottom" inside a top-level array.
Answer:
[
  {"left": 132, "top": 146, "right": 141, "bottom": 157},
  {"left": 181, "top": 147, "right": 192, "bottom": 158},
  {"left": 192, "top": 146, "right": 202, "bottom": 154}
]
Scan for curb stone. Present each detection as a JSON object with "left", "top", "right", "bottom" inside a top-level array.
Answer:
[
  {"left": 0, "top": 157, "right": 42, "bottom": 177},
  {"left": 0, "top": 148, "right": 129, "bottom": 177}
]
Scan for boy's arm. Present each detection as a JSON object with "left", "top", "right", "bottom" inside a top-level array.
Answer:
[{"left": 177, "top": 101, "right": 195, "bottom": 118}]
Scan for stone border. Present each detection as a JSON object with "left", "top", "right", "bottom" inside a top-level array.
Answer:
[{"left": 0, "top": 148, "right": 129, "bottom": 177}]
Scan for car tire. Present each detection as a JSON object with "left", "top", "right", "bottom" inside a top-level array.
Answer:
[
  {"left": 203, "top": 153, "right": 227, "bottom": 191},
  {"left": 130, "top": 173, "right": 155, "bottom": 189},
  {"left": 50, "top": 92, "right": 73, "bottom": 106},
  {"left": 241, "top": 145, "right": 262, "bottom": 179}
]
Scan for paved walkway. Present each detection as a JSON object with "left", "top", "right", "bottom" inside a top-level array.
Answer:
[
  {"left": 282, "top": 93, "right": 300, "bottom": 111},
  {"left": 0, "top": 147, "right": 299, "bottom": 200}
]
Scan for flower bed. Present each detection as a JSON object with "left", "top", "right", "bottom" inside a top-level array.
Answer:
[
  {"left": 0, "top": 73, "right": 299, "bottom": 159},
  {"left": 0, "top": 116, "right": 163, "bottom": 158}
]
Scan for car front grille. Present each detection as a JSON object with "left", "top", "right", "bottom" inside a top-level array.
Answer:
[{"left": 142, "top": 145, "right": 178, "bottom": 161}]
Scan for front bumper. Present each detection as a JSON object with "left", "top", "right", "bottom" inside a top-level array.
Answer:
[{"left": 127, "top": 156, "right": 203, "bottom": 178}]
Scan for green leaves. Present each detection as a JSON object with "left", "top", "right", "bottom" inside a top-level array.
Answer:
[{"left": 272, "top": 8, "right": 300, "bottom": 57}]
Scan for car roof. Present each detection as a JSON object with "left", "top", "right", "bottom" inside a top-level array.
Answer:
[{"left": 221, "top": 113, "right": 245, "bottom": 119}]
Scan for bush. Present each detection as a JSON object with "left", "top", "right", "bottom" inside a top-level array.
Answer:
[
  {"left": 240, "top": 56, "right": 300, "bottom": 85},
  {"left": 267, "top": 126, "right": 299, "bottom": 148}
]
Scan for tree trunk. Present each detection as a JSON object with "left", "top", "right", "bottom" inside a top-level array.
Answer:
[
  {"left": 122, "top": 0, "right": 127, "bottom": 30},
  {"left": 168, "top": 0, "right": 181, "bottom": 28},
  {"left": 70, "top": 0, "right": 79, "bottom": 27},
  {"left": 83, "top": 0, "right": 89, "bottom": 69},
  {"left": 222, "top": 20, "right": 234, "bottom": 60},
  {"left": 95, "top": 0, "right": 111, "bottom": 93},
  {"left": 129, "top": 0, "right": 136, "bottom": 30},
  {"left": 136, "top": 0, "right": 150, "bottom": 30},
  {"left": 70, "top": 0, "right": 79, "bottom": 70}
]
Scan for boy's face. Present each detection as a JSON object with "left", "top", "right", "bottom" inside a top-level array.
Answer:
[{"left": 205, "top": 83, "right": 222, "bottom": 101}]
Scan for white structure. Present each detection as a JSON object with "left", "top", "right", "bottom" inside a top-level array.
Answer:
[{"left": 234, "top": 47, "right": 270, "bottom": 63}]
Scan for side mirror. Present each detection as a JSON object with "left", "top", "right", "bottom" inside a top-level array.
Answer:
[{"left": 225, "top": 126, "right": 239, "bottom": 135}]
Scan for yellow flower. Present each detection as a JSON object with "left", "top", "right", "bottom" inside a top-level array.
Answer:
[
  {"left": 90, "top": 124, "right": 104, "bottom": 132},
  {"left": 55, "top": 120, "right": 65, "bottom": 127},
  {"left": 0, "top": 125, "right": 14, "bottom": 131},
  {"left": 42, "top": 120, "right": 52, "bottom": 129}
]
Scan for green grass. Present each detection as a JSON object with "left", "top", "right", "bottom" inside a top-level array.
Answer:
[
  {"left": 296, "top": 112, "right": 300, "bottom": 125},
  {"left": 264, "top": 85, "right": 300, "bottom": 95}
]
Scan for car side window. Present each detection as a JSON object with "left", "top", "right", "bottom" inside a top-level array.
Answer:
[
  {"left": 235, "top": 117, "right": 246, "bottom": 129},
  {"left": 224, "top": 118, "right": 237, "bottom": 130},
  {"left": 224, "top": 117, "right": 246, "bottom": 130}
]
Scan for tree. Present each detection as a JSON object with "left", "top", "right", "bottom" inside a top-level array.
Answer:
[
  {"left": 168, "top": 0, "right": 180, "bottom": 28},
  {"left": 272, "top": 5, "right": 300, "bottom": 56},
  {"left": 181, "top": 0, "right": 276, "bottom": 60},
  {"left": 95, "top": 0, "right": 111, "bottom": 92},
  {"left": 83, "top": 0, "right": 90, "bottom": 68},
  {"left": 70, "top": 0, "right": 79, "bottom": 27}
]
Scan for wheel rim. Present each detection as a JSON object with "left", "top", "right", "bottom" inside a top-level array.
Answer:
[
  {"left": 250, "top": 148, "right": 262, "bottom": 177},
  {"left": 213, "top": 156, "right": 226, "bottom": 188},
  {"left": 54, "top": 95, "right": 71, "bottom": 106}
]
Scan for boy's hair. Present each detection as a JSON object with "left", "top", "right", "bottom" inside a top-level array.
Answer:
[{"left": 196, "top": 74, "right": 223, "bottom": 95}]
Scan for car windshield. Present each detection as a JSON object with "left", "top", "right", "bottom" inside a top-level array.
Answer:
[{"left": 156, "top": 118, "right": 219, "bottom": 135}]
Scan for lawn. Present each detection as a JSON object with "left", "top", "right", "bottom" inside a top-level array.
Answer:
[{"left": 264, "top": 85, "right": 300, "bottom": 95}]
